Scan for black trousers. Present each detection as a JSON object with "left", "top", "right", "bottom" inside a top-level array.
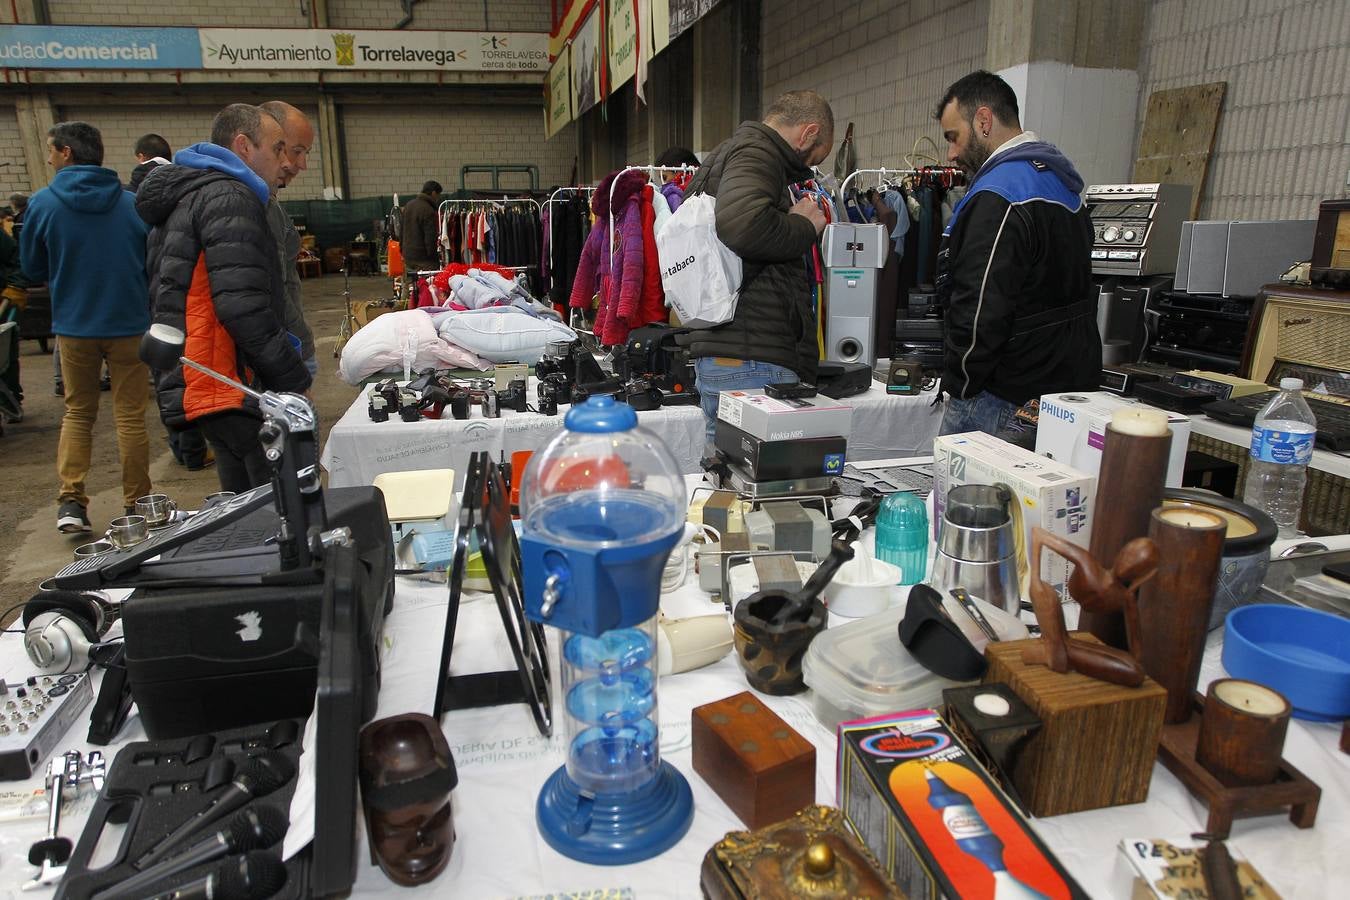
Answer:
[{"left": 196, "top": 410, "right": 270, "bottom": 493}]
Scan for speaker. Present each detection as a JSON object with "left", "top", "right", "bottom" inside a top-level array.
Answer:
[{"left": 822, "top": 223, "right": 886, "bottom": 367}]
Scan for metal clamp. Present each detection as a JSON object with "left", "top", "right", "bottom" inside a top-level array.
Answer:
[{"left": 23, "top": 750, "right": 104, "bottom": 892}]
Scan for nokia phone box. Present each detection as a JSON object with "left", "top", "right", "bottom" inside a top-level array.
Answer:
[
  {"left": 716, "top": 388, "right": 853, "bottom": 442},
  {"left": 122, "top": 486, "right": 393, "bottom": 739},
  {"left": 1036, "top": 391, "right": 1191, "bottom": 487}
]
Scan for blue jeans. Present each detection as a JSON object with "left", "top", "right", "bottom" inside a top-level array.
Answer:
[
  {"left": 694, "top": 358, "right": 798, "bottom": 449},
  {"left": 939, "top": 390, "right": 1018, "bottom": 436}
]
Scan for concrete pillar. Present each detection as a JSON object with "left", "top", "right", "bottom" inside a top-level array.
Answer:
[
  {"left": 986, "top": 0, "right": 1147, "bottom": 187},
  {"left": 15, "top": 93, "right": 59, "bottom": 191},
  {"left": 316, "top": 94, "right": 346, "bottom": 199},
  {"left": 691, "top": 3, "right": 736, "bottom": 155}
]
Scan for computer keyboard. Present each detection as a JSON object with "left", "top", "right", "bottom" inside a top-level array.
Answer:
[{"left": 1201, "top": 392, "right": 1350, "bottom": 452}]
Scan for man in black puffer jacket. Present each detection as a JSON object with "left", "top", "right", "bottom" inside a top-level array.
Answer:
[
  {"left": 680, "top": 90, "right": 834, "bottom": 445},
  {"left": 138, "top": 103, "right": 311, "bottom": 493}
]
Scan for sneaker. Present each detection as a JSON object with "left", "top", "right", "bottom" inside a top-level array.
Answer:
[{"left": 57, "top": 501, "right": 92, "bottom": 534}]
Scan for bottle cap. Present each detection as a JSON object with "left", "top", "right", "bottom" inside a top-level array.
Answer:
[{"left": 1279, "top": 377, "right": 1303, "bottom": 391}]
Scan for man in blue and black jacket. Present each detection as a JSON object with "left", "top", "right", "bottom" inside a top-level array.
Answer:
[{"left": 934, "top": 71, "right": 1101, "bottom": 436}]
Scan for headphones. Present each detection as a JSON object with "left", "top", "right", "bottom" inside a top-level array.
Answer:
[{"left": 22, "top": 590, "right": 108, "bottom": 674}]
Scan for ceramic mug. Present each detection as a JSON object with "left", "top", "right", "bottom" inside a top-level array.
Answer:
[
  {"left": 135, "top": 493, "right": 178, "bottom": 528},
  {"left": 108, "top": 515, "right": 149, "bottom": 549}
]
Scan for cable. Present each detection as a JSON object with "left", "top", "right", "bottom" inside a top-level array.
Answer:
[{"left": 906, "top": 136, "right": 943, "bottom": 169}]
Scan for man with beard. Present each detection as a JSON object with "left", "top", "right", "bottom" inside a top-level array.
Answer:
[
  {"left": 934, "top": 71, "right": 1100, "bottom": 436},
  {"left": 680, "top": 89, "right": 833, "bottom": 447}
]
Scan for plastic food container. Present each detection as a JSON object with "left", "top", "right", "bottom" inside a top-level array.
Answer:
[
  {"left": 802, "top": 590, "right": 1028, "bottom": 731},
  {"left": 1222, "top": 603, "right": 1350, "bottom": 721}
]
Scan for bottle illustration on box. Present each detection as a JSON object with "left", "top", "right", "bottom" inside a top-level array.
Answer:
[{"left": 926, "top": 769, "right": 1050, "bottom": 900}]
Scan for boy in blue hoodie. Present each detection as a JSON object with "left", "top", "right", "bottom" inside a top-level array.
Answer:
[
  {"left": 20, "top": 121, "right": 153, "bottom": 534},
  {"left": 933, "top": 71, "right": 1102, "bottom": 437}
]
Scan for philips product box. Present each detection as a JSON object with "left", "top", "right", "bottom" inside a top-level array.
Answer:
[
  {"left": 837, "top": 710, "right": 1087, "bottom": 900},
  {"left": 1036, "top": 391, "right": 1191, "bottom": 487},
  {"left": 933, "top": 432, "right": 1096, "bottom": 592},
  {"left": 716, "top": 389, "right": 853, "bottom": 442}
]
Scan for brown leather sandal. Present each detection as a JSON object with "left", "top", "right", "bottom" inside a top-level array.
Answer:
[{"left": 358, "top": 713, "right": 457, "bottom": 887}]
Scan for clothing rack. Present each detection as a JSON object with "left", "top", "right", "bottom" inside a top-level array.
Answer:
[
  {"left": 436, "top": 197, "right": 544, "bottom": 267},
  {"left": 543, "top": 186, "right": 596, "bottom": 278},
  {"left": 608, "top": 164, "right": 698, "bottom": 271},
  {"left": 837, "top": 166, "right": 964, "bottom": 201}
]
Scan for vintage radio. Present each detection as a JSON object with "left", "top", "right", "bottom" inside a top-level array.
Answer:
[
  {"left": 1240, "top": 284, "right": 1350, "bottom": 381},
  {"left": 1310, "top": 198, "right": 1350, "bottom": 289}
]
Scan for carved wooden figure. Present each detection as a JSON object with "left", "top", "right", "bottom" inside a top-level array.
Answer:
[{"left": 1021, "top": 527, "right": 1158, "bottom": 687}]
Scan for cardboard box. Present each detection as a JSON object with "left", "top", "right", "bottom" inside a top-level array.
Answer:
[
  {"left": 353, "top": 299, "right": 402, "bottom": 329},
  {"left": 1036, "top": 391, "right": 1191, "bottom": 487},
  {"left": 714, "top": 421, "right": 846, "bottom": 480},
  {"left": 716, "top": 389, "right": 853, "bottom": 442},
  {"left": 933, "top": 432, "right": 1096, "bottom": 592},
  {"left": 837, "top": 709, "right": 1087, "bottom": 900}
]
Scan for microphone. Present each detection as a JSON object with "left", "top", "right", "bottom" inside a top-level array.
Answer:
[
  {"left": 95, "top": 807, "right": 287, "bottom": 900},
  {"left": 136, "top": 753, "right": 294, "bottom": 869},
  {"left": 144, "top": 851, "right": 287, "bottom": 900}
]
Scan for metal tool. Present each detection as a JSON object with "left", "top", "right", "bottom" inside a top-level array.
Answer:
[
  {"left": 949, "top": 587, "right": 1000, "bottom": 643},
  {"left": 23, "top": 750, "right": 104, "bottom": 891}
]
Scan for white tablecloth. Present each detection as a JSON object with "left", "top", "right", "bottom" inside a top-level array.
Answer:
[
  {"left": 3, "top": 506, "right": 1346, "bottom": 898},
  {"left": 320, "top": 380, "right": 943, "bottom": 488}
]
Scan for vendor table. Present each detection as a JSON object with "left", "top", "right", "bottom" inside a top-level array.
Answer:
[
  {"left": 320, "top": 379, "right": 943, "bottom": 489},
  {"left": 1, "top": 488, "right": 1345, "bottom": 897}
]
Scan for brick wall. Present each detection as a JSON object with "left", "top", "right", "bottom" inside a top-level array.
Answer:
[
  {"left": 342, "top": 103, "right": 574, "bottom": 197},
  {"left": 1135, "top": 0, "right": 1350, "bottom": 221},
  {"left": 45, "top": 0, "right": 311, "bottom": 28},
  {"left": 760, "top": 0, "right": 989, "bottom": 178},
  {"left": 327, "top": 0, "right": 551, "bottom": 32},
  {"left": 57, "top": 103, "right": 327, "bottom": 201},
  {"left": 0, "top": 106, "right": 28, "bottom": 200}
]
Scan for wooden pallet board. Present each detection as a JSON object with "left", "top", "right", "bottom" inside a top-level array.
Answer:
[{"left": 1133, "top": 82, "right": 1227, "bottom": 219}]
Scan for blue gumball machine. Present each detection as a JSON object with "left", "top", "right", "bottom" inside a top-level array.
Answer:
[{"left": 520, "top": 396, "right": 694, "bottom": 864}]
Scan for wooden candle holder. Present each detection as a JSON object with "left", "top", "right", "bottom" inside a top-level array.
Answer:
[{"left": 1157, "top": 693, "right": 1320, "bottom": 839}]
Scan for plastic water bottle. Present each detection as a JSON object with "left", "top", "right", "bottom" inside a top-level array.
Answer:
[{"left": 1242, "top": 378, "right": 1317, "bottom": 539}]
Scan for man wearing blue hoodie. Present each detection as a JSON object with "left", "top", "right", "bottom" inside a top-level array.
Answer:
[
  {"left": 20, "top": 122, "right": 153, "bottom": 534},
  {"left": 933, "top": 71, "right": 1101, "bottom": 436},
  {"left": 137, "top": 103, "right": 311, "bottom": 493}
]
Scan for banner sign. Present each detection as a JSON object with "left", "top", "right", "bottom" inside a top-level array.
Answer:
[
  {"left": 545, "top": 49, "right": 574, "bottom": 138},
  {"left": 571, "top": 9, "right": 602, "bottom": 116},
  {"left": 608, "top": 0, "right": 637, "bottom": 89},
  {"left": 0, "top": 25, "right": 201, "bottom": 69},
  {"left": 199, "top": 29, "right": 548, "bottom": 71},
  {"left": 0, "top": 25, "right": 548, "bottom": 72}
]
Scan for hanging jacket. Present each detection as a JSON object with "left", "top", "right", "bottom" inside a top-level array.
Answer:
[
  {"left": 568, "top": 173, "right": 615, "bottom": 317},
  {"left": 622, "top": 183, "right": 666, "bottom": 333},
  {"left": 596, "top": 170, "right": 647, "bottom": 346},
  {"left": 659, "top": 180, "right": 686, "bottom": 213},
  {"left": 136, "top": 144, "right": 309, "bottom": 428},
  {"left": 938, "top": 133, "right": 1100, "bottom": 404},
  {"left": 677, "top": 121, "right": 818, "bottom": 381}
]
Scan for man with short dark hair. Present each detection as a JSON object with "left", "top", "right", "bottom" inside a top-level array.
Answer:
[
  {"left": 680, "top": 89, "right": 835, "bottom": 445},
  {"left": 20, "top": 121, "right": 153, "bottom": 533},
  {"left": 129, "top": 133, "right": 172, "bottom": 192},
  {"left": 260, "top": 100, "right": 317, "bottom": 378},
  {"left": 137, "top": 103, "right": 310, "bottom": 493},
  {"left": 933, "top": 70, "right": 1100, "bottom": 436},
  {"left": 400, "top": 179, "right": 443, "bottom": 275}
]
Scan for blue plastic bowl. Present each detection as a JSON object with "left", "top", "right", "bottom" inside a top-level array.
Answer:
[{"left": 1222, "top": 604, "right": 1350, "bottom": 721}]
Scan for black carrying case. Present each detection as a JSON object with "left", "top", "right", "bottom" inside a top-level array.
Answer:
[
  {"left": 55, "top": 543, "right": 365, "bottom": 900},
  {"left": 122, "top": 486, "right": 393, "bottom": 739}
]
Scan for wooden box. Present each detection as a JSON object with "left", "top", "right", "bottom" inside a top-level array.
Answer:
[
  {"left": 700, "top": 805, "right": 902, "bottom": 899},
  {"left": 692, "top": 692, "right": 815, "bottom": 829},
  {"left": 985, "top": 635, "right": 1167, "bottom": 817}
]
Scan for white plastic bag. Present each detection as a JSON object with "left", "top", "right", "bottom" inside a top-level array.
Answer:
[{"left": 655, "top": 192, "right": 742, "bottom": 329}]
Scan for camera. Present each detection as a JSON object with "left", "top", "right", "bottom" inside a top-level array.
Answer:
[
  {"left": 367, "top": 378, "right": 399, "bottom": 422},
  {"left": 621, "top": 377, "right": 663, "bottom": 412},
  {"left": 538, "top": 382, "right": 559, "bottom": 416},
  {"left": 497, "top": 378, "right": 529, "bottom": 414},
  {"left": 398, "top": 389, "right": 421, "bottom": 422}
]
